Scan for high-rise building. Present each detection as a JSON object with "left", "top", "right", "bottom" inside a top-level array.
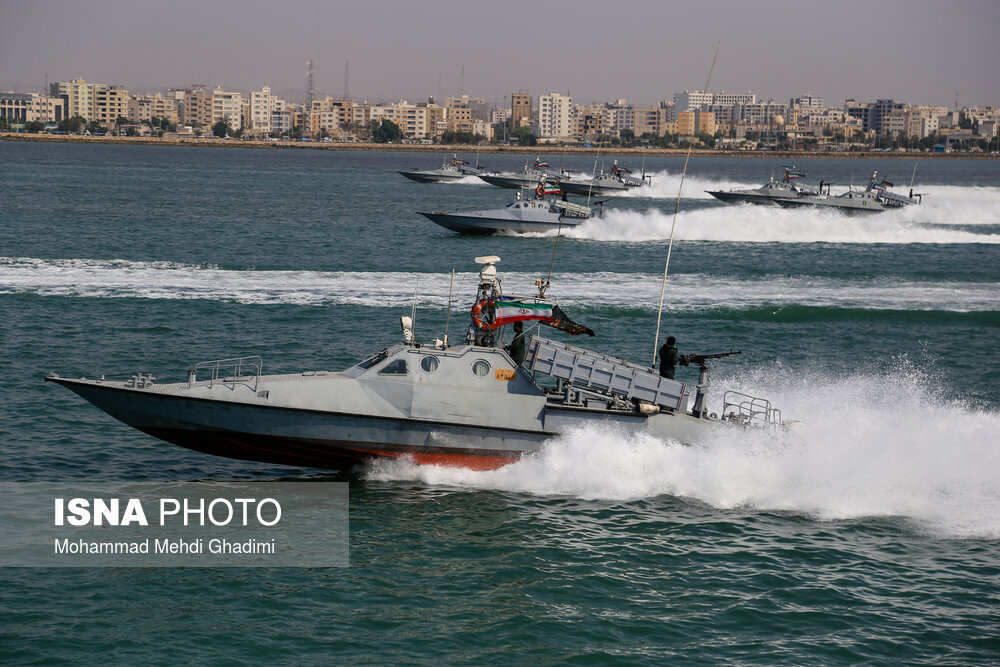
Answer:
[
  {"left": 249, "top": 86, "right": 275, "bottom": 132},
  {"left": 538, "top": 92, "right": 572, "bottom": 138},
  {"left": 212, "top": 87, "right": 243, "bottom": 131}
]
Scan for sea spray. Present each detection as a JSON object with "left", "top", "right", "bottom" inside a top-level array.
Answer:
[{"left": 365, "top": 363, "right": 1000, "bottom": 539}]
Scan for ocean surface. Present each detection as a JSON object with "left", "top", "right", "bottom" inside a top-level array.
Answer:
[{"left": 2, "top": 141, "right": 999, "bottom": 664}]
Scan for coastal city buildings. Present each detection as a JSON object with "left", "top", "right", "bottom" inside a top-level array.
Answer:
[{"left": 2, "top": 75, "right": 997, "bottom": 151}]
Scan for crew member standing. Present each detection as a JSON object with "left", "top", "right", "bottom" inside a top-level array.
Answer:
[
  {"left": 507, "top": 321, "right": 528, "bottom": 367},
  {"left": 658, "top": 336, "right": 679, "bottom": 379}
]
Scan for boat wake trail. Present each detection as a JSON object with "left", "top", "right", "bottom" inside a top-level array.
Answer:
[
  {"left": 560, "top": 200, "right": 1000, "bottom": 244},
  {"left": 4, "top": 257, "right": 999, "bottom": 312},
  {"left": 365, "top": 364, "right": 1000, "bottom": 539}
]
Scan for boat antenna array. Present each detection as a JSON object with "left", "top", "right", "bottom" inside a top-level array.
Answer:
[{"left": 652, "top": 41, "right": 721, "bottom": 366}]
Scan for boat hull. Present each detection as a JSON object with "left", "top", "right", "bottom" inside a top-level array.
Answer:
[
  {"left": 48, "top": 377, "right": 547, "bottom": 471},
  {"left": 479, "top": 173, "right": 567, "bottom": 189},
  {"left": 419, "top": 211, "right": 585, "bottom": 235},
  {"left": 399, "top": 170, "right": 465, "bottom": 183},
  {"left": 559, "top": 180, "right": 629, "bottom": 197},
  {"left": 707, "top": 190, "right": 785, "bottom": 206}
]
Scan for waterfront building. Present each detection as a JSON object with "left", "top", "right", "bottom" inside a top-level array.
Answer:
[
  {"left": 575, "top": 103, "right": 608, "bottom": 139},
  {"left": 249, "top": 86, "right": 276, "bottom": 132},
  {"left": 130, "top": 93, "right": 179, "bottom": 125},
  {"left": 511, "top": 92, "right": 531, "bottom": 129},
  {"left": 446, "top": 105, "right": 474, "bottom": 134},
  {"left": 790, "top": 94, "right": 824, "bottom": 110},
  {"left": 211, "top": 87, "right": 243, "bottom": 131},
  {"left": 677, "top": 109, "right": 716, "bottom": 136},
  {"left": 94, "top": 86, "right": 130, "bottom": 126},
  {"left": 50, "top": 78, "right": 104, "bottom": 120},
  {"left": 674, "top": 90, "right": 714, "bottom": 111},
  {"left": 904, "top": 106, "right": 941, "bottom": 138},
  {"left": 0, "top": 92, "right": 67, "bottom": 124},
  {"left": 445, "top": 95, "right": 489, "bottom": 122},
  {"left": 538, "top": 92, "right": 572, "bottom": 139},
  {"left": 179, "top": 88, "right": 212, "bottom": 129},
  {"left": 605, "top": 99, "right": 634, "bottom": 133},
  {"left": 634, "top": 101, "right": 675, "bottom": 137},
  {"left": 736, "top": 100, "right": 787, "bottom": 126},
  {"left": 868, "top": 99, "right": 907, "bottom": 135}
]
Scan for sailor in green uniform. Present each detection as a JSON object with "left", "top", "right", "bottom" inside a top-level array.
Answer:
[
  {"left": 507, "top": 321, "right": 528, "bottom": 367},
  {"left": 658, "top": 336, "right": 679, "bottom": 379}
]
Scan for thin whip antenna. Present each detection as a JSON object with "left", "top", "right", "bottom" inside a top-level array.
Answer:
[
  {"left": 410, "top": 278, "right": 420, "bottom": 338},
  {"left": 443, "top": 269, "right": 455, "bottom": 345},
  {"left": 652, "top": 41, "right": 721, "bottom": 366},
  {"left": 909, "top": 161, "right": 917, "bottom": 189}
]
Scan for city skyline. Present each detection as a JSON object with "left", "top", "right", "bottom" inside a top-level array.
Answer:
[{"left": 2, "top": 0, "right": 999, "bottom": 109}]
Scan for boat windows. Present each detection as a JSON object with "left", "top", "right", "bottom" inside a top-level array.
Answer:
[
  {"left": 378, "top": 359, "right": 409, "bottom": 375},
  {"left": 420, "top": 356, "right": 439, "bottom": 373},
  {"left": 357, "top": 349, "right": 389, "bottom": 369},
  {"left": 472, "top": 360, "right": 491, "bottom": 377}
]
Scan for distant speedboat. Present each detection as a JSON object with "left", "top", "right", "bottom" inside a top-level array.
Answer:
[
  {"left": 559, "top": 161, "right": 652, "bottom": 197},
  {"left": 707, "top": 167, "right": 922, "bottom": 213},
  {"left": 419, "top": 186, "right": 598, "bottom": 235},
  {"left": 399, "top": 155, "right": 469, "bottom": 183},
  {"left": 479, "top": 156, "right": 570, "bottom": 190}
]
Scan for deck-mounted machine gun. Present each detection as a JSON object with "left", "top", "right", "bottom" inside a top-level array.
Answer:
[{"left": 679, "top": 349, "right": 741, "bottom": 418}]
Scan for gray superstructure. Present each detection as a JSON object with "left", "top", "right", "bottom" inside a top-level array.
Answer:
[{"left": 47, "top": 256, "right": 788, "bottom": 472}]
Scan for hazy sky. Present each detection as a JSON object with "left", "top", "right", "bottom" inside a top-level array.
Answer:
[{"left": 2, "top": 0, "right": 998, "bottom": 108}]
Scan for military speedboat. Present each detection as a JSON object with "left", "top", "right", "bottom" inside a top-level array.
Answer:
[
  {"left": 772, "top": 171, "right": 923, "bottom": 212},
  {"left": 706, "top": 166, "right": 817, "bottom": 206},
  {"left": 479, "top": 157, "right": 571, "bottom": 190},
  {"left": 46, "top": 256, "right": 788, "bottom": 472},
  {"left": 419, "top": 186, "right": 598, "bottom": 234},
  {"left": 399, "top": 155, "right": 469, "bottom": 183},
  {"left": 708, "top": 168, "right": 922, "bottom": 213},
  {"left": 559, "top": 161, "right": 652, "bottom": 197}
]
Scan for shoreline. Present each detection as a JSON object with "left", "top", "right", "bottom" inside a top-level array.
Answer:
[{"left": 2, "top": 132, "right": 996, "bottom": 159}]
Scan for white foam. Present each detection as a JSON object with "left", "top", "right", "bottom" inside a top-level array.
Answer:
[
  {"left": 365, "top": 365, "right": 1000, "bottom": 539},
  {"left": 559, "top": 203, "right": 1000, "bottom": 244},
  {"left": 2, "top": 257, "right": 997, "bottom": 312}
]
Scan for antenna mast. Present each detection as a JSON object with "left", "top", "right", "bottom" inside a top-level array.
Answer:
[
  {"left": 305, "top": 60, "right": 314, "bottom": 134},
  {"left": 344, "top": 59, "right": 350, "bottom": 100},
  {"left": 652, "top": 42, "right": 721, "bottom": 366}
]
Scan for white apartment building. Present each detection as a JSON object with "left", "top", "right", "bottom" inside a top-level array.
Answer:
[
  {"left": 212, "top": 87, "right": 243, "bottom": 131},
  {"left": 538, "top": 92, "right": 572, "bottom": 138},
  {"left": 673, "top": 90, "right": 714, "bottom": 111},
  {"left": 249, "top": 86, "right": 275, "bottom": 132}
]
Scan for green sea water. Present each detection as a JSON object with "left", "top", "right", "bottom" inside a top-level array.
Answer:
[{"left": 2, "top": 141, "right": 999, "bottom": 664}]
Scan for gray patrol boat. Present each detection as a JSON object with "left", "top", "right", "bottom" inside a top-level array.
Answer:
[
  {"left": 479, "top": 157, "right": 570, "bottom": 190},
  {"left": 708, "top": 168, "right": 922, "bottom": 213},
  {"left": 419, "top": 187, "right": 598, "bottom": 235},
  {"left": 46, "top": 256, "right": 788, "bottom": 471},
  {"left": 559, "top": 162, "right": 652, "bottom": 197},
  {"left": 399, "top": 155, "right": 471, "bottom": 183}
]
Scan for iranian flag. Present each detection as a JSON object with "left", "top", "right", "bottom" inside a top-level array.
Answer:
[{"left": 494, "top": 298, "right": 594, "bottom": 336}]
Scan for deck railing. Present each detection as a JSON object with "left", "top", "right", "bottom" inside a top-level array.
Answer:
[{"left": 190, "top": 356, "right": 263, "bottom": 392}]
